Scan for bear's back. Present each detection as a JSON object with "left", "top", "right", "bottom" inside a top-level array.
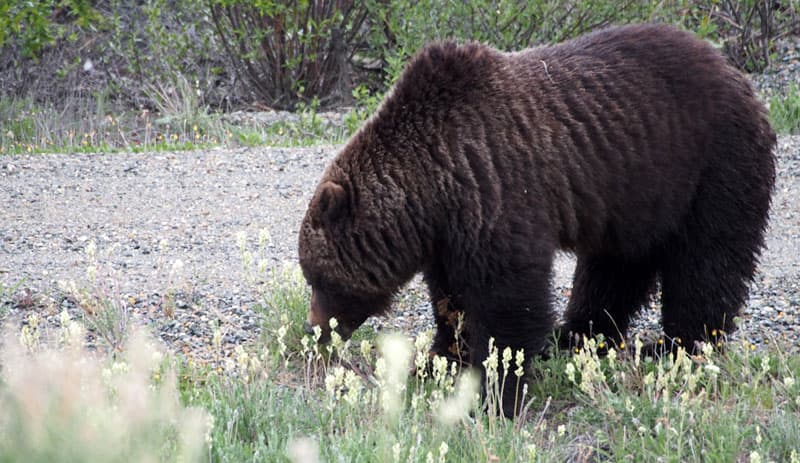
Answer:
[
  {"left": 340, "top": 24, "right": 774, "bottom": 256},
  {"left": 489, "top": 24, "right": 773, "bottom": 252}
]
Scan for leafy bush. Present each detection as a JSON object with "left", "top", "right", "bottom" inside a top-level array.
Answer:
[
  {"left": 704, "top": 0, "right": 800, "bottom": 72},
  {"left": 209, "top": 0, "right": 372, "bottom": 110},
  {"left": 1, "top": 0, "right": 798, "bottom": 140},
  {"left": 771, "top": 84, "right": 800, "bottom": 134},
  {"left": 0, "top": 0, "right": 99, "bottom": 60},
  {"left": 106, "top": 0, "right": 225, "bottom": 111},
  {"left": 0, "top": 0, "right": 226, "bottom": 114},
  {"left": 362, "top": 0, "right": 685, "bottom": 85}
]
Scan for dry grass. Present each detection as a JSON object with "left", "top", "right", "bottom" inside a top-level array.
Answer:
[{"left": 0, "top": 317, "right": 211, "bottom": 462}]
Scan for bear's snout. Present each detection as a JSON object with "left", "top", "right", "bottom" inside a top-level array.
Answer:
[
  {"left": 303, "top": 320, "right": 315, "bottom": 335},
  {"left": 305, "top": 291, "right": 335, "bottom": 343},
  {"left": 303, "top": 316, "right": 332, "bottom": 344}
]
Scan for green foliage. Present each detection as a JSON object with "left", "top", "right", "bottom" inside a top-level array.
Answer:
[
  {"left": 256, "top": 263, "right": 312, "bottom": 359},
  {"left": 706, "top": 0, "right": 799, "bottom": 72},
  {"left": 208, "top": 0, "right": 371, "bottom": 109},
  {"left": 106, "top": 0, "right": 222, "bottom": 111},
  {"left": 204, "top": 266, "right": 800, "bottom": 461},
  {"left": 652, "top": 0, "right": 800, "bottom": 72},
  {"left": 0, "top": 0, "right": 99, "bottom": 59},
  {"left": 1, "top": 0, "right": 797, "bottom": 153},
  {"left": 362, "top": 0, "right": 685, "bottom": 85},
  {"left": 771, "top": 84, "right": 800, "bottom": 134},
  {"left": 344, "top": 83, "right": 383, "bottom": 134},
  {"left": 182, "top": 326, "right": 800, "bottom": 462},
  {"left": 0, "top": 0, "right": 223, "bottom": 120},
  {"left": 198, "top": 377, "right": 318, "bottom": 461},
  {"left": 562, "top": 336, "right": 800, "bottom": 462}
]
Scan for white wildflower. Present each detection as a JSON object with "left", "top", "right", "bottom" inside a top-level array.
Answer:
[
  {"left": 436, "top": 369, "right": 480, "bottom": 425},
  {"left": 392, "top": 443, "right": 402, "bottom": 463},
  {"left": 438, "top": 442, "right": 449, "bottom": 463},
  {"left": 258, "top": 228, "right": 272, "bottom": 248},
  {"left": 376, "top": 334, "right": 412, "bottom": 417},
  {"left": 565, "top": 362, "right": 576, "bottom": 383},
  {"left": 514, "top": 349, "right": 525, "bottom": 377},
  {"left": 343, "top": 370, "right": 363, "bottom": 406},
  {"left": 360, "top": 339, "right": 372, "bottom": 359},
  {"left": 502, "top": 346, "right": 512, "bottom": 373},
  {"left": 761, "top": 356, "right": 771, "bottom": 374},
  {"left": 85, "top": 240, "right": 97, "bottom": 259},
  {"left": 236, "top": 231, "right": 247, "bottom": 252}
]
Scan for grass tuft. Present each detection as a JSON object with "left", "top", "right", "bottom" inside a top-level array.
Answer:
[
  {"left": 0, "top": 93, "right": 364, "bottom": 155},
  {"left": 0, "top": 320, "right": 211, "bottom": 462},
  {"left": 3, "top": 262, "right": 799, "bottom": 461},
  {"left": 185, "top": 256, "right": 800, "bottom": 462},
  {"left": 770, "top": 83, "right": 800, "bottom": 134}
]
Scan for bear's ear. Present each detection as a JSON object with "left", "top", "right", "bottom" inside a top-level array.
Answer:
[{"left": 312, "top": 181, "right": 347, "bottom": 228}]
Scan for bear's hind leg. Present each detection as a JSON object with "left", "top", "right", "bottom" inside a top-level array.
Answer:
[
  {"left": 659, "top": 164, "right": 771, "bottom": 352},
  {"left": 560, "top": 254, "right": 659, "bottom": 349},
  {"left": 660, "top": 239, "right": 757, "bottom": 352}
]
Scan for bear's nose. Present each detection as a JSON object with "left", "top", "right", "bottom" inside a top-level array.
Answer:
[{"left": 303, "top": 320, "right": 315, "bottom": 335}]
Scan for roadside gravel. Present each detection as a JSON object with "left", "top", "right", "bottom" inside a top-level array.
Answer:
[
  {"left": 1, "top": 145, "right": 334, "bottom": 360},
  {"left": 1, "top": 133, "right": 798, "bottom": 361},
  {"left": 4, "top": 37, "right": 800, "bottom": 361}
]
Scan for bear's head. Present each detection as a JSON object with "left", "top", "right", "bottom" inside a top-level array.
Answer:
[{"left": 298, "top": 178, "right": 394, "bottom": 343}]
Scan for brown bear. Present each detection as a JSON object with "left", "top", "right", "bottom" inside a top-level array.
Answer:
[{"left": 298, "top": 24, "right": 776, "bottom": 416}]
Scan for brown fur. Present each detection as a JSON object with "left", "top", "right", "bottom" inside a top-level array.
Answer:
[{"left": 298, "top": 24, "right": 776, "bottom": 416}]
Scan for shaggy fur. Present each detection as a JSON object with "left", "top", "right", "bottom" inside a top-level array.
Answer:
[{"left": 298, "top": 24, "right": 776, "bottom": 416}]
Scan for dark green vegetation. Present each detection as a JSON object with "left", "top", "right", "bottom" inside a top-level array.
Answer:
[
  {"left": 1, "top": 0, "right": 799, "bottom": 154},
  {"left": 771, "top": 84, "right": 800, "bottom": 134}
]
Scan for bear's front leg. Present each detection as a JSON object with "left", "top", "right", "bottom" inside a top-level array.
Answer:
[
  {"left": 468, "top": 311, "right": 552, "bottom": 417},
  {"left": 467, "top": 272, "right": 555, "bottom": 418}
]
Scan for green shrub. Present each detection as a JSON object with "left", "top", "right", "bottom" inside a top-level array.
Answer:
[
  {"left": 99, "top": 0, "right": 224, "bottom": 114},
  {"left": 0, "top": 0, "right": 99, "bottom": 60},
  {"left": 771, "top": 84, "right": 800, "bottom": 134},
  {"left": 1, "top": 0, "right": 797, "bottom": 146},
  {"left": 208, "top": 0, "right": 372, "bottom": 110},
  {"left": 701, "top": 0, "right": 799, "bottom": 72},
  {"left": 362, "top": 0, "right": 684, "bottom": 86}
]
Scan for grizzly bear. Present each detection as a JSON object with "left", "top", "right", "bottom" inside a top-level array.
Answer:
[{"left": 298, "top": 24, "right": 776, "bottom": 416}]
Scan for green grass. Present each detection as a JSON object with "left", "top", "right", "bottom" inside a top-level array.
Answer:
[
  {"left": 174, "top": 322, "right": 800, "bottom": 462},
  {"left": 4, "top": 260, "right": 798, "bottom": 462},
  {"left": 3, "top": 76, "right": 796, "bottom": 157},
  {"left": 771, "top": 84, "right": 800, "bottom": 135},
  {"left": 0, "top": 95, "right": 359, "bottom": 155}
]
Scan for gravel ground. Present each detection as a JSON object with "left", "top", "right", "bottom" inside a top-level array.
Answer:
[
  {"left": 2, "top": 135, "right": 798, "bottom": 361},
  {"left": 2, "top": 63, "right": 799, "bottom": 361}
]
